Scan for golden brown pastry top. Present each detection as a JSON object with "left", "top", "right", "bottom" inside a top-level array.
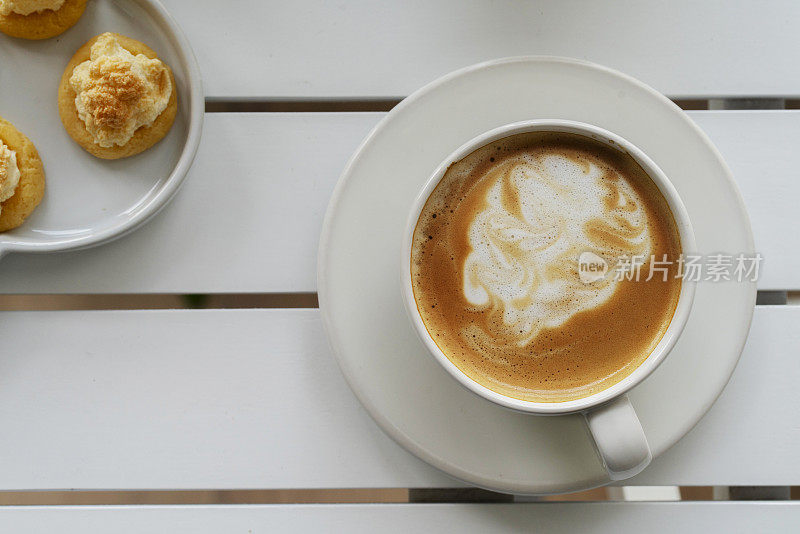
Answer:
[
  {"left": 69, "top": 33, "right": 173, "bottom": 148},
  {"left": 0, "top": 140, "right": 20, "bottom": 212},
  {"left": 0, "top": 0, "right": 64, "bottom": 16}
]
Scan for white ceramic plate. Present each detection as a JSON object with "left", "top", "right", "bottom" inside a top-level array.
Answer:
[
  {"left": 318, "top": 57, "right": 756, "bottom": 494},
  {"left": 0, "top": 0, "right": 202, "bottom": 257}
]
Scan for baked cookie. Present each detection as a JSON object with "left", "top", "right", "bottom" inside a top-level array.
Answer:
[
  {"left": 0, "top": 116, "right": 45, "bottom": 232},
  {"left": 58, "top": 32, "right": 177, "bottom": 160},
  {"left": 0, "top": 0, "right": 87, "bottom": 40}
]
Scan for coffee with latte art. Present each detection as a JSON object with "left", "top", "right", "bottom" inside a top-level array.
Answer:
[{"left": 411, "top": 131, "right": 682, "bottom": 402}]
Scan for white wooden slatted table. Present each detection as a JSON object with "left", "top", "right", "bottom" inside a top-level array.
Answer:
[{"left": 1, "top": 0, "right": 798, "bottom": 531}]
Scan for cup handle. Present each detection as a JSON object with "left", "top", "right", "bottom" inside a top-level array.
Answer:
[{"left": 583, "top": 395, "right": 652, "bottom": 481}]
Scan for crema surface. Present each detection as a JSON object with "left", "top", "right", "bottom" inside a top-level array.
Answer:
[{"left": 411, "top": 132, "right": 682, "bottom": 402}]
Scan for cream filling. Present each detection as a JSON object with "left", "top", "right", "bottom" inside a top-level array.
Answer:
[
  {"left": 0, "top": 0, "right": 65, "bottom": 16},
  {"left": 69, "top": 33, "right": 172, "bottom": 148},
  {"left": 0, "top": 141, "right": 21, "bottom": 216}
]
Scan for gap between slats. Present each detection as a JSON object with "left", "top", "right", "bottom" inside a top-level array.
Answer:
[
  {"left": 205, "top": 99, "right": 709, "bottom": 113},
  {"left": 0, "top": 293, "right": 318, "bottom": 311},
  {"left": 0, "top": 487, "right": 794, "bottom": 505},
  {"left": 0, "top": 291, "right": 793, "bottom": 310},
  {"left": 203, "top": 98, "right": 800, "bottom": 113}
]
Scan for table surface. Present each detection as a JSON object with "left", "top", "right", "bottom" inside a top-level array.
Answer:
[{"left": 0, "top": 0, "right": 798, "bottom": 531}]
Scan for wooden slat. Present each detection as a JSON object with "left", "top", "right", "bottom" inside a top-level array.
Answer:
[
  {"left": 0, "top": 112, "right": 379, "bottom": 294},
  {"left": 0, "top": 503, "right": 798, "bottom": 533},
  {"left": 0, "top": 110, "right": 795, "bottom": 293},
  {"left": 688, "top": 111, "right": 796, "bottom": 290},
  {"left": 0, "top": 306, "right": 795, "bottom": 490},
  {"left": 161, "top": 0, "right": 800, "bottom": 99}
]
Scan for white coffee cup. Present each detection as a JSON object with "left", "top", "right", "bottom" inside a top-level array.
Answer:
[{"left": 401, "top": 120, "right": 696, "bottom": 481}]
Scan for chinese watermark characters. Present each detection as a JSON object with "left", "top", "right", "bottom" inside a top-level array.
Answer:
[{"left": 578, "top": 253, "right": 762, "bottom": 284}]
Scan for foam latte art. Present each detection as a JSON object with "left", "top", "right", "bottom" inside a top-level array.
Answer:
[
  {"left": 462, "top": 154, "right": 651, "bottom": 346},
  {"left": 411, "top": 131, "right": 682, "bottom": 402}
]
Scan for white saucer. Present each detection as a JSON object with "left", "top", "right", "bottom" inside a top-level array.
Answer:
[
  {"left": 0, "top": 0, "right": 202, "bottom": 257},
  {"left": 318, "top": 57, "right": 756, "bottom": 494}
]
